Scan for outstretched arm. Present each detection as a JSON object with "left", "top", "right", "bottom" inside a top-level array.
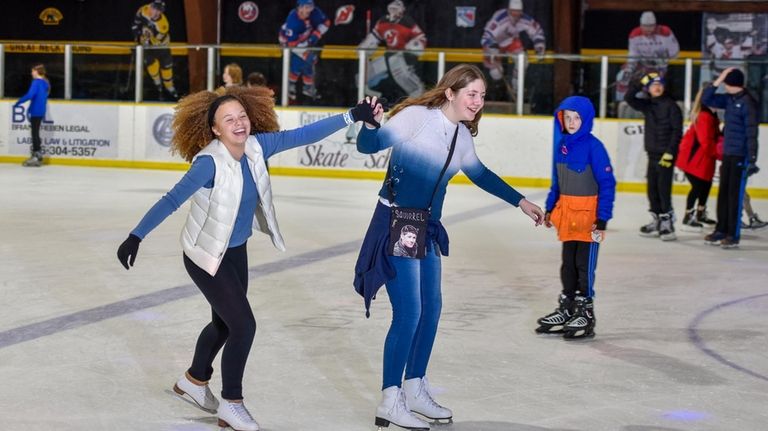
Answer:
[{"left": 258, "top": 98, "right": 384, "bottom": 158}]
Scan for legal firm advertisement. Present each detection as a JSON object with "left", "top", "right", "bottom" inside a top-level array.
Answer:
[{"left": 9, "top": 103, "right": 119, "bottom": 158}]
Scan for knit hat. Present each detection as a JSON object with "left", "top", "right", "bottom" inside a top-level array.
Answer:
[
  {"left": 641, "top": 72, "right": 664, "bottom": 88},
  {"left": 723, "top": 69, "right": 745, "bottom": 87}
]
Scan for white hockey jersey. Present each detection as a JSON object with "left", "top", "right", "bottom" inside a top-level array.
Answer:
[{"left": 481, "top": 9, "right": 545, "bottom": 54}]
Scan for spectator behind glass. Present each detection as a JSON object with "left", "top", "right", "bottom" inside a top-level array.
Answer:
[{"left": 615, "top": 11, "right": 680, "bottom": 103}]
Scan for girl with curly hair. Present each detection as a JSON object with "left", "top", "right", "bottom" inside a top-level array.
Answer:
[
  {"left": 117, "top": 85, "right": 381, "bottom": 431},
  {"left": 353, "top": 64, "right": 544, "bottom": 429}
]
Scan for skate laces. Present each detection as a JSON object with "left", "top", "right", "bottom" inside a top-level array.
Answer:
[
  {"left": 417, "top": 377, "right": 444, "bottom": 409},
  {"left": 229, "top": 401, "right": 255, "bottom": 422}
]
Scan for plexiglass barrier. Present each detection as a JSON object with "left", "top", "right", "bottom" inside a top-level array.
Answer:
[{"left": 4, "top": 42, "right": 768, "bottom": 121}]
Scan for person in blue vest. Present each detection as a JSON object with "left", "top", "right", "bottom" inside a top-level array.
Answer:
[
  {"left": 117, "top": 85, "right": 381, "bottom": 431},
  {"left": 14, "top": 64, "right": 50, "bottom": 167}
]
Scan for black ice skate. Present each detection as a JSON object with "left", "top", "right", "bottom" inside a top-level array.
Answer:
[
  {"left": 639, "top": 212, "right": 660, "bottom": 237},
  {"left": 563, "top": 296, "right": 595, "bottom": 340},
  {"left": 535, "top": 294, "right": 573, "bottom": 334}
]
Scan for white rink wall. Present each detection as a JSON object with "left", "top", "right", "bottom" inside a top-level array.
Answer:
[{"left": 1, "top": 100, "right": 766, "bottom": 193}]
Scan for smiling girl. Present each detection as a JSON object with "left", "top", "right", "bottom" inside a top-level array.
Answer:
[
  {"left": 117, "top": 85, "right": 380, "bottom": 431},
  {"left": 353, "top": 64, "right": 544, "bottom": 430}
]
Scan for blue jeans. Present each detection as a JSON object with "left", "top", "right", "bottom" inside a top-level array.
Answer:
[{"left": 382, "top": 241, "right": 442, "bottom": 390}]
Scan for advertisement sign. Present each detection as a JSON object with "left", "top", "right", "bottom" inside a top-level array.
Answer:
[
  {"left": 144, "top": 106, "right": 179, "bottom": 161},
  {"left": 9, "top": 103, "right": 119, "bottom": 158},
  {"left": 272, "top": 110, "right": 392, "bottom": 171}
]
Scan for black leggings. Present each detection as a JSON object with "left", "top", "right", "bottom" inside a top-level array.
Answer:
[
  {"left": 684, "top": 173, "right": 712, "bottom": 210},
  {"left": 184, "top": 243, "right": 255, "bottom": 400},
  {"left": 30, "top": 116, "right": 43, "bottom": 153}
]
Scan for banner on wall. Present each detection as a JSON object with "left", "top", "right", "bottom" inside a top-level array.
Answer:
[
  {"left": 614, "top": 122, "right": 699, "bottom": 185},
  {"left": 145, "top": 106, "right": 179, "bottom": 161},
  {"left": 274, "top": 110, "right": 392, "bottom": 170},
  {"left": 9, "top": 103, "right": 119, "bottom": 158}
]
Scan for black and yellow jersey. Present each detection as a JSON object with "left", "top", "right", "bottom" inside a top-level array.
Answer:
[{"left": 131, "top": 3, "right": 170, "bottom": 46}]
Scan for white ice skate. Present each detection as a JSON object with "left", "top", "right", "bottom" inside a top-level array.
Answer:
[
  {"left": 172, "top": 373, "right": 218, "bottom": 413},
  {"left": 375, "top": 386, "right": 430, "bottom": 430},
  {"left": 217, "top": 399, "right": 260, "bottom": 431},
  {"left": 403, "top": 377, "right": 453, "bottom": 424}
]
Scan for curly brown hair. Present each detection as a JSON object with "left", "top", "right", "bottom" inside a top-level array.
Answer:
[
  {"left": 388, "top": 64, "right": 486, "bottom": 136},
  {"left": 171, "top": 86, "right": 280, "bottom": 162}
]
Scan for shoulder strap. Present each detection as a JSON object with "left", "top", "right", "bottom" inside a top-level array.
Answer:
[{"left": 386, "top": 124, "right": 459, "bottom": 208}]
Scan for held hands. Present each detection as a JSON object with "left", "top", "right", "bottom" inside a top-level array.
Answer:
[
  {"left": 117, "top": 234, "right": 141, "bottom": 270},
  {"left": 658, "top": 152, "right": 674, "bottom": 168},
  {"left": 544, "top": 212, "right": 552, "bottom": 228},
  {"left": 519, "top": 199, "right": 545, "bottom": 226},
  {"left": 349, "top": 96, "right": 385, "bottom": 128}
]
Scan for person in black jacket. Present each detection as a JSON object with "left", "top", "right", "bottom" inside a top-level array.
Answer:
[
  {"left": 702, "top": 67, "right": 760, "bottom": 248},
  {"left": 625, "top": 72, "right": 683, "bottom": 241}
]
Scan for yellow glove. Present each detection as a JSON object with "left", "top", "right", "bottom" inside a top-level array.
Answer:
[{"left": 658, "top": 152, "right": 674, "bottom": 168}]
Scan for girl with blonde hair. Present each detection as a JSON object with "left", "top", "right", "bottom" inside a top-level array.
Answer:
[
  {"left": 353, "top": 64, "right": 544, "bottom": 429},
  {"left": 117, "top": 85, "right": 381, "bottom": 431},
  {"left": 675, "top": 84, "right": 721, "bottom": 231}
]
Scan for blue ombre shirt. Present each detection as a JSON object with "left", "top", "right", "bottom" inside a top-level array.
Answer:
[
  {"left": 357, "top": 106, "right": 524, "bottom": 220},
  {"left": 131, "top": 114, "right": 347, "bottom": 247}
]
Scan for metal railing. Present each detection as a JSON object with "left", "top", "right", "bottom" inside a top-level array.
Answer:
[{"left": 2, "top": 42, "right": 765, "bottom": 120}]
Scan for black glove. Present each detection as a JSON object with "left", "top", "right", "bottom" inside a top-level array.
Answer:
[
  {"left": 746, "top": 163, "right": 760, "bottom": 177},
  {"left": 117, "top": 234, "right": 141, "bottom": 270},
  {"left": 349, "top": 100, "right": 380, "bottom": 128}
]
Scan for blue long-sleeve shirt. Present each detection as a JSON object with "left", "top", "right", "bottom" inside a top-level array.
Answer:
[
  {"left": 131, "top": 114, "right": 347, "bottom": 246},
  {"left": 357, "top": 106, "right": 524, "bottom": 220},
  {"left": 15, "top": 78, "right": 49, "bottom": 118}
]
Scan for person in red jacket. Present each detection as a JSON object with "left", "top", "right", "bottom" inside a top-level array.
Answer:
[{"left": 675, "top": 85, "right": 721, "bottom": 231}]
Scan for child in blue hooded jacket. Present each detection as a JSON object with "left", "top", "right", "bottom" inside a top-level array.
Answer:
[
  {"left": 14, "top": 64, "right": 50, "bottom": 167},
  {"left": 536, "top": 96, "right": 616, "bottom": 339}
]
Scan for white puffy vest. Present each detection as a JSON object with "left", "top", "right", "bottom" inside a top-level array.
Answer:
[{"left": 180, "top": 136, "right": 285, "bottom": 276}]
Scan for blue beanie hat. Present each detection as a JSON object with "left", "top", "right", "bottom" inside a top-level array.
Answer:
[{"left": 297, "top": 0, "right": 314, "bottom": 6}]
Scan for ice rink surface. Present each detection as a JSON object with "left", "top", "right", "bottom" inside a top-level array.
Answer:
[{"left": 1, "top": 164, "right": 766, "bottom": 431}]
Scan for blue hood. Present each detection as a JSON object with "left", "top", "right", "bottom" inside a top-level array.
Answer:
[{"left": 554, "top": 96, "right": 595, "bottom": 144}]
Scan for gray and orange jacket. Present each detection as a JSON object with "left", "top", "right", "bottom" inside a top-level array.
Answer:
[{"left": 546, "top": 96, "right": 616, "bottom": 242}]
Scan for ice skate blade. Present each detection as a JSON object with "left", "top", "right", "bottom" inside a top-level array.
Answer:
[
  {"left": 563, "top": 330, "right": 595, "bottom": 340},
  {"left": 217, "top": 418, "right": 259, "bottom": 431},
  {"left": 375, "top": 416, "right": 430, "bottom": 430},
  {"left": 535, "top": 326, "right": 565, "bottom": 334},
  {"left": 639, "top": 232, "right": 660, "bottom": 238},
  {"left": 172, "top": 384, "right": 217, "bottom": 414},
  {"left": 415, "top": 413, "right": 453, "bottom": 425}
]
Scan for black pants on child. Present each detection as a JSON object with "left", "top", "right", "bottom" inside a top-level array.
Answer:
[
  {"left": 184, "top": 243, "right": 255, "bottom": 400},
  {"left": 646, "top": 155, "right": 674, "bottom": 214},
  {"left": 684, "top": 173, "right": 712, "bottom": 210},
  {"left": 30, "top": 116, "right": 43, "bottom": 153},
  {"left": 715, "top": 155, "right": 748, "bottom": 240},
  {"left": 561, "top": 240, "right": 600, "bottom": 298}
]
